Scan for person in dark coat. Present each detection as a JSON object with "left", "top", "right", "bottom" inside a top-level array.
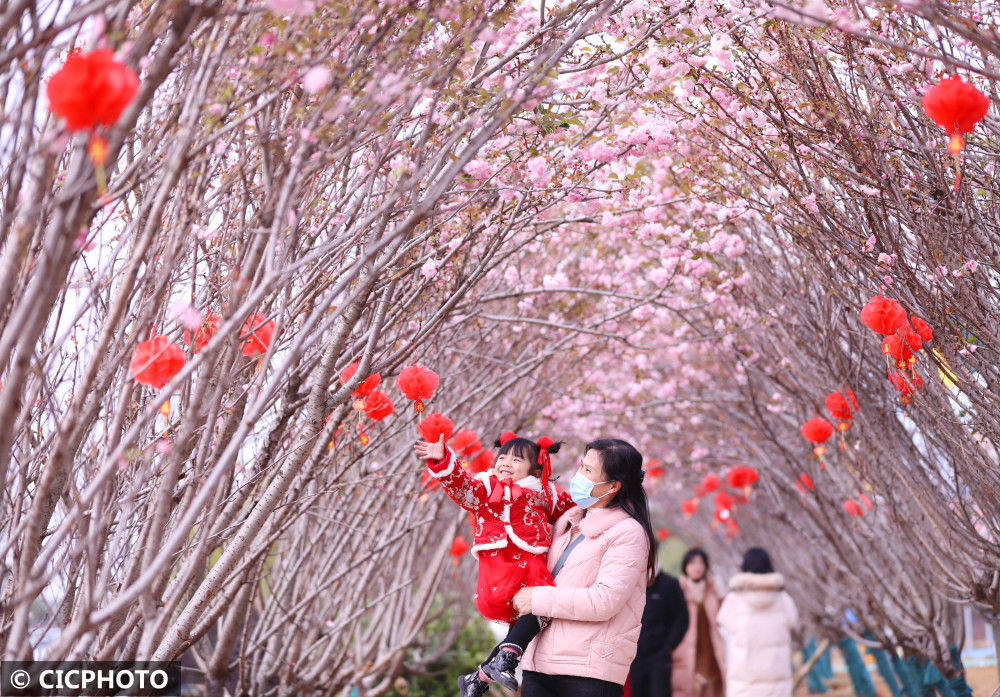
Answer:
[{"left": 628, "top": 569, "right": 691, "bottom": 697}]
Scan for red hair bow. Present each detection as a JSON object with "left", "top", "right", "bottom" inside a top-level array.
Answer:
[{"left": 536, "top": 436, "right": 555, "bottom": 504}]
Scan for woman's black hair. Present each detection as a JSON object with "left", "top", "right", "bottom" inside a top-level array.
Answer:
[
  {"left": 493, "top": 436, "right": 563, "bottom": 477},
  {"left": 740, "top": 547, "right": 774, "bottom": 574},
  {"left": 681, "top": 547, "right": 710, "bottom": 578},
  {"left": 584, "top": 438, "right": 657, "bottom": 585}
]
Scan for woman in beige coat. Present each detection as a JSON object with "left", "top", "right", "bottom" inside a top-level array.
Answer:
[
  {"left": 716, "top": 548, "right": 798, "bottom": 697},
  {"left": 671, "top": 548, "right": 726, "bottom": 697}
]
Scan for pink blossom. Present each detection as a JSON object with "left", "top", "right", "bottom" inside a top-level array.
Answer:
[
  {"left": 301, "top": 66, "right": 331, "bottom": 95},
  {"left": 168, "top": 300, "right": 202, "bottom": 330},
  {"left": 266, "top": 0, "right": 315, "bottom": 15},
  {"left": 526, "top": 156, "right": 551, "bottom": 187},
  {"left": 463, "top": 159, "right": 492, "bottom": 180},
  {"left": 723, "top": 236, "right": 746, "bottom": 258},
  {"left": 420, "top": 258, "right": 440, "bottom": 279},
  {"left": 965, "top": 260, "right": 979, "bottom": 273}
]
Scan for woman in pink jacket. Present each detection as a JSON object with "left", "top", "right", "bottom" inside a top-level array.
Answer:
[{"left": 511, "top": 438, "right": 657, "bottom": 697}]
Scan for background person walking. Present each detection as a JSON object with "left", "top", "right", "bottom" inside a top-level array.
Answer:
[
  {"left": 672, "top": 548, "right": 726, "bottom": 697},
  {"left": 716, "top": 547, "right": 798, "bottom": 697},
  {"left": 628, "top": 566, "right": 690, "bottom": 697}
]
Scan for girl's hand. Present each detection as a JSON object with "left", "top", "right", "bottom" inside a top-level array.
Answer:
[
  {"left": 414, "top": 434, "right": 446, "bottom": 460},
  {"left": 512, "top": 587, "right": 534, "bottom": 615}
]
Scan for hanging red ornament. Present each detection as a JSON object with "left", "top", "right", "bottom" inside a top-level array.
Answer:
[
  {"left": 450, "top": 430, "right": 482, "bottom": 457},
  {"left": 681, "top": 498, "right": 699, "bottom": 516},
  {"left": 396, "top": 364, "right": 439, "bottom": 412},
  {"left": 239, "top": 313, "right": 276, "bottom": 357},
  {"left": 449, "top": 536, "right": 469, "bottom": 557},
  {"left": 843, "top": 499, "right": 863, "bottom": 517},
  {"left": 657, "top": 528, "right": 670, "bottom": 541},
  {"left": 910, "top": 316, "right": 934, "bottom": 343},
  {"left": 801, "top": 416, "right": 834, "bottom": 445},
  {"left": 646, "top": 459, "right": 664, "bottom": 482},
  {"left": 470, "top": 450, "right": 493, "bottom": 474},
  {"left": 340, "top": 360, "right": 382, "bottom": 398},
  {"left": 421, "top": 470, "right": 442, "bottom": 492},
  {"left": 713, "top": 490, "right": 733, "bottom": 511},
  {"left": 363, "top": 391, "right": 394, "bottom": 420},
  {"left": 183, "top": 314, "right": 219, "bottom": 353},
  {"left": 725, "top": 466, "right": 758, "bottom": 489},
  {"left": 921, "top": 75, "right": 990, "bottom": 155},
  {"left": 418, "top": 412, "right": 454, "bottom": 443},
  {"left": 129, "top": 336, "right": 185, "bottom": 389},
  {"left": 882, "top": 326, "right": 923, "bottom": 368},
  {"left": 825, "top": 392, "right": 853, "bottom": 421},
  {"left": 47, "top": 49, "right": 139, "bottom": 131},
  {"left": 800, "top": 473, "right": 814, "bottom": 491},
  {"left": 701, "top": 473, "right": 721, "bottom": 493},
  {"left": 860, "top": 296, "right": 907, "bottom": 335}
]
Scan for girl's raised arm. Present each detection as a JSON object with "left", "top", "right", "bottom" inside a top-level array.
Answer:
[{"left": 415, "top": 435, "right": 488, "bottom": 512}]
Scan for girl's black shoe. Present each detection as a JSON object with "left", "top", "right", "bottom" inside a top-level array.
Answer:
[
  {"left": 479, "top": 643, "right": 522, "bottom": 690},
  {"left": 457, "top": 671, "right": 489, "bottom": 697}
]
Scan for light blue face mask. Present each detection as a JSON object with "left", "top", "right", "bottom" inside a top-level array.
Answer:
[{"left": 569, "top": 472, "right": 613, "bottom": 508}]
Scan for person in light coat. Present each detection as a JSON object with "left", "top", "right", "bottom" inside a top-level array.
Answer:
[
  {"left": 716, "top": 547, "right": 799, "bottom": 697},
  {"left": 671, "top": 549, "right": 726, "bottom": 697}
]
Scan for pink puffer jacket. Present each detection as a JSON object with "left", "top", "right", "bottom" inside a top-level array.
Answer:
[{"left": 521, "top": 505, "right": 650, "bottom": 686}]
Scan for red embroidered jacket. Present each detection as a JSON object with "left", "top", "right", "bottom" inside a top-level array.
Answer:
[{"left": 426, "top": 447, "right": 575, "bottom": 556}]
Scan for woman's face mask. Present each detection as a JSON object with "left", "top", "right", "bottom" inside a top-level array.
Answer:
[{"left": 569, "top": 471, "right": 614, "bottom": 508}]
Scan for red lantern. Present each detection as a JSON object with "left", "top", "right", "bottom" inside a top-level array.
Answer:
[
  {"left": 183, "top": 314, "right": 219, "bottom": 353},
  {"left": 888, "top": 370, "right": 921, "bottom": 404},
  {"left": 240, "top": 313, "right": 276, "bottom": 357},
  {"left": 713, "top": 490, "right": 733, "bottom": 511},
  {"left": 421, "top": 470, "right": 442, "bottom": 492},
  {"left": 882, "top": 326, "right": 923, "bottom": 368},
  {"left": 701, "top": 473, "right": 721, "bottom": 493},
  {"left": 340, "top": 360, "right": 381, "bottom": 398},
  {"left": 725, "top": 466, "right": 758, "bottom": 489},
  {"left": 396, "top": 364, "right": 439, "bottom": 412},
  {"left": 451, "top": 430, "right": 482, "bottom": 457},
  {"left": 801, "top": 416, "right": 833, "bottom": 444},
  {"left": 843, "top": 499, "right": 863, "bottom": 517},
  {"left": 47, "top": 49, "right": 139, "bottom": 131},
  {"left": 911, "top": 316, "right": 933, "bottom": 343},
  {"left": 363, "top": 391, "right": 394, "bottom": 420},
  {"left": 130, "top": 336, "right": 185, "bottom": 389},
  {"left": 922, "top": 76, "right": 991, "bottom": 154},
  {"left": 860, "top": 296, "right": 907, "bottom": 335},
  {"left": 646, "top": 459, "right": 664, "bottom": 482},
  {"left": 825, "top": 391, "right": 853, "bottom": 421},
  {"left": 470, "top": 450, "right": 493, "bottom": 474},
  {"left": 449, "top": 536, "right": 469, "bottom": 557},
  {"left": 657, "top": 528, "right": 670, "bottom": 541},
  {"left": 418, "top": 412, "right": 454, "bottom": 443},
  {"left": 681, "top": 498, "right": 699, "bottom": 516}
]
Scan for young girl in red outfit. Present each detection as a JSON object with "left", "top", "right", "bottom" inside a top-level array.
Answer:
[{"left": 414, "top": 432, "right": 575, "bottom": 697}]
